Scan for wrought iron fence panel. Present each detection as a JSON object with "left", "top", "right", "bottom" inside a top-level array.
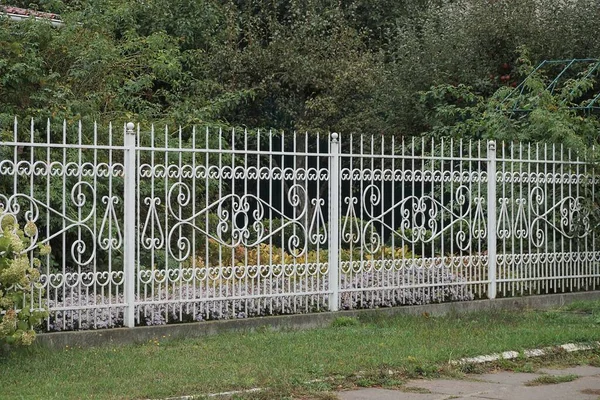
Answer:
[
  {"left": 337, "top": 136, "right": 488, "bottom": 309},
  {"left": 1, "top": 119, "right": 599, "bottom": 332},
  {"left": 0, "top": 120, "right": 127, "bottom": 331},
  {"left": 495, "top": 142, "right": 600, "bottom": 296},
  {"left": 134, "top": 126, "right": 331, "bottom": 325}
]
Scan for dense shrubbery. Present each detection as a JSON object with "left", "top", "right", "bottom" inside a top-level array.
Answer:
[
  {"left": 2, "top": 0, "right": 599, "bottom": 278},
  {"left": 1, "top": 0, "right": 599, "bottom": 138},
  {"left": 0, "top": 214, "right": 47, "bottom": 347},
  {"left": 420, "top": 50, "right": 600, "bottom": 152}
]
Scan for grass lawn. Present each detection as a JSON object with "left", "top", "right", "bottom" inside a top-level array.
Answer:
[{"left": 2, "top": 300, "right": 600, "bottom": 399}]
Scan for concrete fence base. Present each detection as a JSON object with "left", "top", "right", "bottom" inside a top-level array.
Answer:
[{"left": 36, "top": 291, "right": 600, "bottom": 350}]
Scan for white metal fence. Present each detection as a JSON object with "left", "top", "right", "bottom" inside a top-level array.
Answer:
[{"left": 1, "top": 119, "right": 598, "bottom": 331}]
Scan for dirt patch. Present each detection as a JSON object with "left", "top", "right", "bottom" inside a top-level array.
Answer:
[{"left": 581, "top": 388, "right": 600, "bottom": 395}]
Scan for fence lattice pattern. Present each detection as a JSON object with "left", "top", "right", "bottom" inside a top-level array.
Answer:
[{"left": 0, "top": 120, "right": 598, "bottom": 331}]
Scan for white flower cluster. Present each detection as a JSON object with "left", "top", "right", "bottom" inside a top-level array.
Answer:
[{"left": 45, "top": 266, "right": 474, "bottom": 331}]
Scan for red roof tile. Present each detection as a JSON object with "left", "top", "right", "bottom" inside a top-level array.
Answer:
[{"left": 1, "top": 5, "right": 61, "bottom": 21}]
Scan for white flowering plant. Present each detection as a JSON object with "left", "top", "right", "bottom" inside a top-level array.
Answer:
[{"left": 0, "top": 213, "right": 48, "bottom": 347}]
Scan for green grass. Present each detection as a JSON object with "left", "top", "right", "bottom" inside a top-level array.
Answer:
[
  {"left": 564, "top": 300, "right": 600, "bottom": 314},
  {"left": 2, "top": 301, "right": 600, "bottom": 399},
  {"left": 524, "top": 374, "right": 579, "bottom": 386},
  {"left": 330, "top": 316, "right": 360, "bottom": 327}
]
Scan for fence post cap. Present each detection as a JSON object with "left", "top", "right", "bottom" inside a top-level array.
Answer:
[{"left": 126, "top": 122, "right": 135, "bottom": 133}]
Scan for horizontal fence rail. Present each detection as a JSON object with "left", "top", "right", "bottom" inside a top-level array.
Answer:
[{"left": 0, "top": 119, "right": 599, "bottom": 331}]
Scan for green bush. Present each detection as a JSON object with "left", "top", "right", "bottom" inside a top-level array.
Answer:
[
  {"left": 0, "top": 214, "right": 48, "bottom": 347},
  {"left": 420, "top": 50, "right": 600, "bottom": 149}
]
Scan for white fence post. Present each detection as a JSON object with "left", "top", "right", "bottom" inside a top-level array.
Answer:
[
  {"left": 487, "top": 140, "right": 497, "bottom": 299},
  {"left": 123, "top": 122, "right": 136, "bottom": 327},
  {"left": 328, "top": 132, "right": 340, "bottom": 311}
]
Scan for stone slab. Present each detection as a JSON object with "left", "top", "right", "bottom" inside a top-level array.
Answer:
[
  {"left": 561, "top": 375, "right": 600, "bottom": 396},
  {"left": 473, "top": 371, "right": 542, "bottom": 385},
  {"left": 473, "top": 383, "right": 600, "bottom": 400},
  {"left": 406, "top": 378, "right": 511, "bottom": 396},
  {"left": 538, "top": 365, "right": 600, "bottom": 377},
  {"left": 336, "top": 388, "right": 441, "bottom": 400},
  {"left": 367, "top": 374, "right": 600, "bottom": 400}
]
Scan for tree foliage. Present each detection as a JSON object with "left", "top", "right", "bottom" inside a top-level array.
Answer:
[
  {"left": 421, "top": 51, "right": 600, "bottom": 152},
  {"left": 1, "top": 0, "right": 599, "bottom": 138}
]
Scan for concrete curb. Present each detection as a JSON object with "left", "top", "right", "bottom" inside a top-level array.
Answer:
[
  {"left": 36, "top": 291, "right": 600, "bottom": 350},
  {"left": 451, "top": 341, "right": 600, "bottom": 365}
]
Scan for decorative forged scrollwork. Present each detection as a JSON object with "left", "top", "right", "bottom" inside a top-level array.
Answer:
[
  {"left": 343, "top": 184, "right": 485, "bottom": 254},
  {"left": 141, "top": 197, "right": 164, "bottom": 250},
  {"left": 155, "top": 182, "right": 327, "bottom": 262},
  {"left": 40, "top": 270, "right": 125, "bottom": 290},
  {"left": 529, "top": 187, "right": 590, "bottom": 247},
  {"left": 339, "top": 254, "right": 487, "bottom": 275},
  {"left": 497, "top": 171, "right": 599, "bottom": 185},
  {"left": 513, "top": 198, "right": 529, "bottom": 239},
  {"left": 0, "top": 182, "right": 123, "bottom": 266},
  {"left": 137, "top": 262, "right": 328, "bottom": 285},
  {"left": 342, "top": 196, "right": 360, "bottom": 244},
  {"left": 138, "top": 164, "right": 328, "bottom": 181},
  {"left": 308, "top": 198, "right": 327, "bottom": 245},
  {"left": 0, "top": 182, "right": 106, "bottom": 265},
  {"left": 495, "top": 251, "right": 600, "bottom": 266},
  {"left": 497, "top": 198, "right": 511, "bottom": 240},
  {"left": 471, "top": 197, "right": 487, "bottom": 240},
  {"left": 98, "top": 195, "right": 122, "bottom": 250},
  {"left": 496, "top": 187, "right": 590, "bottom": 246},
  {"left": 0, "top": 159, "right": 124, "bottom": 177},
  {"left": 340, "top": 168, "right": 488, "bottom": 183}
]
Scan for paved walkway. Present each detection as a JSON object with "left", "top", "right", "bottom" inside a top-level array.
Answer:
[{"left": 336, "top": 366, "right": 600, "bottom": 400}]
